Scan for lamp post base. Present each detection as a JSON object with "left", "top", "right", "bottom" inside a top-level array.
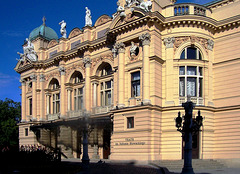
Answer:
[{"left": 181, "top": 167, "right": 195, "bottom": 174}]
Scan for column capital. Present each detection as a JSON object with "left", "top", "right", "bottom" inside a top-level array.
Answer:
[
  {"left": 30, "top": 74, "right": 37, "bottom": 82},
  {"left": 20, "top": 79, "right": 26, "bottom": 85},
  {"left": 83, "top": 57, "right": 92, "bottom": 68},
  {"left": 66, "top": 87, "right": 73, "bottom": 91},
  {"left": 39, "top": 74, "right": 45, "bottom": 82},
  {"left": 207, "top": 39, "right": 214, "bottom": 51},
  {"left": 59, "top": 66, "right": 66, "bottom": 75},
  {"left": 139, "top": 32, "right": 151, "bottom": 46},
  {"left": 115, "top": 42, "right": 125, "bottom": 53},
  {"left": 164, "top": 37, "right": 175, "bottom": 48}
]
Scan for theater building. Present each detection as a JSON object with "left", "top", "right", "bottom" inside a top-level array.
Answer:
[{"left": 15, "top": 0, "right": 240, "bottom": 162}]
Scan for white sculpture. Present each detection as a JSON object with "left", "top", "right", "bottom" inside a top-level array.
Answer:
[
  {"left": 130, "top": 41, "right": 138, "bottom": 56},
  {"left": 59, "top": 20, "right": 67, "bottom": 38},
  {"left": 85, "top": 7, "right": 92, "bottom": 27},
  {"left": 117, "top": 1, "right": 126, "bottom": 18},
  {"left": 125, "top": 0, "right": 133, "bottom": 7},
  {"left": 17, "top": 38, "right": 38, "bottom": 62},
  {"left": 137, "top": 0, "right": 152, "bottom": 12}
]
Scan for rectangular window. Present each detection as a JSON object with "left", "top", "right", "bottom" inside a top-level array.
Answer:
[
  {"left": 52, "top": 93, "right": 60, "bottom": 114},
  {"left": 127, "top": 117, "right": 134, "bottom": 129},
  {"left": 74, "top": 88, "right": 83, "bottom": 110},
  {"left": 25, "top": 128, "right": 28, "bottom": 136},
  {"left": 100, "top": 80, "right": 112, "bottom": 106},
  {"left": 29, "top": 98, "right": 32, "bottom": 115},
  {"left": 131, "top": 71, "right": 140, "bottom": 97}
]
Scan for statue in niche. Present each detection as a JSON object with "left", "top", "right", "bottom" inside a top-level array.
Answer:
[
  {"left": 85, "top": 7, "right": 92, "bottom": 27},
  {"left": 17, "top": 38, "right": 38, "bottom": 62},
  {"left": 130, "top": 41, "right": 138, "bottom": 57},
  {"left": 59, "top": 20, "right": 67, "bottom": 38}
]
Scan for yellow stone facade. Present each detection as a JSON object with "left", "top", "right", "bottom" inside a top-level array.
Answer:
[{"left": 15, "top": 0, "right": 240, "bottom": 161}]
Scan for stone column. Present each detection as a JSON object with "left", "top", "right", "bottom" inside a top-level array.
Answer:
[
  {"left": 20, "top": 79, "right": 26, "bottom": 122},
  {"left": 67, "top": 87, "right": 73, "bottom": 111},
  {"left": 83, "top": 58, "right": 92, "bottom": 111},
  {"left": 59, "top": 66, "right": 66, "bottom": 118},
  {"left": 46, "top": 93, "right": 51, "bottom": 115},
  {"left": 39, "top": 74, "right": 45, "bottom": 121},
  {"left": 139, "top": 33, "right": 151, "bottom": 105},
  {"left": 164, "top": 37, "right": 175, "bottom": 106},
  {"left": 92, "top": 82, "right": 98, "bottom": 108},
  {"left": 115, "top": 42, "right": 125, "bottom": 108},
  {"left": 30, "top": 74, "right": 37, "bottom": 121}
]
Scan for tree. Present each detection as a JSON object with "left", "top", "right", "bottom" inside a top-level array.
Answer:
[{"left": 0, "top": 98, "right": 21, "bottom": 149}]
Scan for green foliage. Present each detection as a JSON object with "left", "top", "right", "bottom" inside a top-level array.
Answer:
[{"left": 0, "top": 98, "right": 21, "bottom": 147}]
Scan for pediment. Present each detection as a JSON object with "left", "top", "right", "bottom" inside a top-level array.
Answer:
[
  {"left": 15, "top": 58, "right": 32, "bottom": 72},
  {"left": 47, "top": 39, "right": 58, "bottom": 48},
  {"left": 68, "top": 28, "right": 82, "bottom": 39},
  {"left": 95, "top": 15, "right": 112, "bottom": 27}
]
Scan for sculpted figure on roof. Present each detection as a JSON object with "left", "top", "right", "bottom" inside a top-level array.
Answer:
[
  {"left": 59, "top": 20, "right": 67, "bottom": 38},
  {"left": 17, "top": 38, "right": 38, "bottom": 62},
  {"left": 85, "top": 7, "right": 92, "bottom": 27}
]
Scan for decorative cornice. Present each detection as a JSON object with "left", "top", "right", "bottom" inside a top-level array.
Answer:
[
  {"left": 139, "top": 32, "right": 151, "bottom": 46},
  {"left": 164, "top": 37, "right": 175, "bottom": 48}
]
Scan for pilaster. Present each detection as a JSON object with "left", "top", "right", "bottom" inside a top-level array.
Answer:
[
  {"left": 39, "top": 74, "right": 45, "bottom": 121},
  {"left": 30, "top": 74, "right": 37, "bottom": 121},
  {"left": 20, "top": 79, "right": 26, "bottom": 122},
  {"left": 139, "top": 33, "right": 151, "bottom": 105},
  {"left": 207, "top": 39, "right": 214, "bottom": 106},
  {"left": 83, "top": 57, "right": 92, "bottom": 111},
  {"left": 115, "top": 42, "right": 125, "bottom": 108},
  {"left": 59, "top": 66, "right": 66, "bottom": 118},
  {"left": 164, "top": 37, "right": 175, "bottom": 106}
]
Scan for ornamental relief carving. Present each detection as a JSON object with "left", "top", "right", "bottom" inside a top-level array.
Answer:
[
  {"left": 65, "top": 62, "right": 85, "bottom": 77},
  {"left": 174, "top": 36, "right": 208, "bottom": 54},
  {"left": 45, "top": 71, "right": 60, "bottom": 81},
  {"left": 68, "top": 28, "right": 82, "bottom": 39},
  {"left": 91, "top": 53, "right": 114, "bottom": 71}
]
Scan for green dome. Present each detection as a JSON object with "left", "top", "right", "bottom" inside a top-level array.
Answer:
[{"left": 29, "top": 22, "right": 58, "bottom": 41}]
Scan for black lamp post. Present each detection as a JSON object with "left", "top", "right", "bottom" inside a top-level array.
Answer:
[{"left": 175, "top": 101, "right": 203, "bottom": 174}]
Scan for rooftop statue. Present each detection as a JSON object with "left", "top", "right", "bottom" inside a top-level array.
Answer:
[
  {"left": 117, "top": 1, "right": 126, "bottom": 18},
  {"left": 59, "top": 20, "right": 67, "bottom": 38},
  {"left": 17, "top": 38, "right": 38, "bottom": 62},
  {"left": 137, "top": 0, "right": 152, "bottom": 12},
  {"left": 85, "top": 7, "right": 92, "bottom": 27}
]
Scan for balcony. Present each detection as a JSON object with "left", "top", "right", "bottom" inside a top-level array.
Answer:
[
  {"left": 47, "top": 113, "right": 60, "bottom": 121},
  {"left": 92, "top": 105, "right": 113, "bottom": 115},
  {"left": 179, "top": 97, "right": 204, "bottom": 106},
  {"left": 67, "top": 110, "right": 84, "bottom": 118},
  {"left": 164, "top": 3, "right": 210, "bottom": 17}
]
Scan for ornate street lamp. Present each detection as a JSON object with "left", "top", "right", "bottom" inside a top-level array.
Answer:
[
  {"left": 82, "top": 111, "right": 90, "bottom": 165},
  {"left": 175, "top": 101, "right": 203, "bottom": 174}
]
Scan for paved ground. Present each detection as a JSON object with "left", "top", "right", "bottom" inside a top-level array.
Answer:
[{"left": 63, "top": 159, "right": 240, "bottom": 174}]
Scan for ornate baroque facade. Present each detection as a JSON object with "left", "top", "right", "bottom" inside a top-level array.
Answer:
[{"left": 15, "top": 0, "right": 240, "bottom": 161}]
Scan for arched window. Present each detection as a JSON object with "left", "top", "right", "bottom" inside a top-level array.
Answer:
[
  {"left": 100, "top": 63, "right": 112, "bottom": 76},
  {"left": 49, "top": 78, "right": 60, "bottom": 90},
  {"left": 180, "top": 47, "right": 202, "bottom": 60},
  {"left": 71, "top": 71, "right": 83, "bottom": 84},
  {"left": 48, "top": 78, "right": 60, "bottom": 114}
]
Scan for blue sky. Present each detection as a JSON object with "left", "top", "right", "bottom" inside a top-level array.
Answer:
[{"left": 0, "top": 0, "right": 212, "bottom": 102}]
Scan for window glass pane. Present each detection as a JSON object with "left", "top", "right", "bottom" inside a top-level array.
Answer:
[
  {"left": 187, "top": 47, "right": 197, "bottom": 59},
  {"left": 132, "top": 72, "right": 140, "bottom": 81},
  {"left": 105, "top": 91, "right": 111, "bottom": 105},
  {"left": 101, "top": 92, "right": 104, "bottom": 106},
  {"left": 101, "top": 83, "right": 103, "bottom": 90},
  {"left": 199, "top": 51, "right": 202, "bottom": 60},
  {"left": 179, "top": 66, "right": 185, "bottom": 75},
  {"left": 180, "top": 49, "right": 185, "bottom": 59},
  {"left": 199, "top": 67, "right": 203, "bottom": 76},
  {"left": 187, "top": 66, "right": 196, "bottom": 75},
  {"left": 179, "top": 77, "right": 185, "bottom": 97},
  {"left": 187, "top": 77, "right": 196, "bottom": 97},
  {"left": 74, "top": 97, "right": 77, "bottom": 110},
  {"left": 106, "top": 81, "right": 111, "bottom": 89},
  {"left": 127, "top": 117, "right": 134, "bottom": 129},
  {"left": 199, "top": 78, "right": 203, "bottom": 97},
  {"left": 80, "top": 96, "right": 83, "bottom": 109},
  {"left": 80, "top": 88, "right": 83, "bottom": 94}
]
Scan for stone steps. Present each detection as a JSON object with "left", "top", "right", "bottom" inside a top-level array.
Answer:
[{"left": 151, "top": 159, "right": 226, "bottom": 171}]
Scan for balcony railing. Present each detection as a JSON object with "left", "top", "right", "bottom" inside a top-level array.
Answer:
[
  {"left": 173, "top": 4, "right": 207, "bottom": 17},
  {"left": 179, "top": 97, "right": 204, "bottom": 106},
  {"left": 174, "top": 5, "right": 189, "bottom": 16},
  {"left": 47, "top": 113, "right": 60, "bottom": 121},
  {"left": 92, "top": 105, "right": 113, "bottom": 115},
  {"left": 67, "top": 110, "right": 84, "bottom": 118}
]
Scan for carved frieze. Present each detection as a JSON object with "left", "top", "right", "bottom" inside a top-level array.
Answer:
[
  {"left": 65, "top": 63, "right": 85, "bottom": 77},
  {"left": 45, "top": 71, "right": 60, "bottom": 81},
  {"left": 174, "top": 36, "right": 208, "bottom": 54},
  {"left": 68, "top": 28, "right": 82, "bottom": 39},
  {"left": 91, "top": 53, "right": 114, "bottom": 69}
]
